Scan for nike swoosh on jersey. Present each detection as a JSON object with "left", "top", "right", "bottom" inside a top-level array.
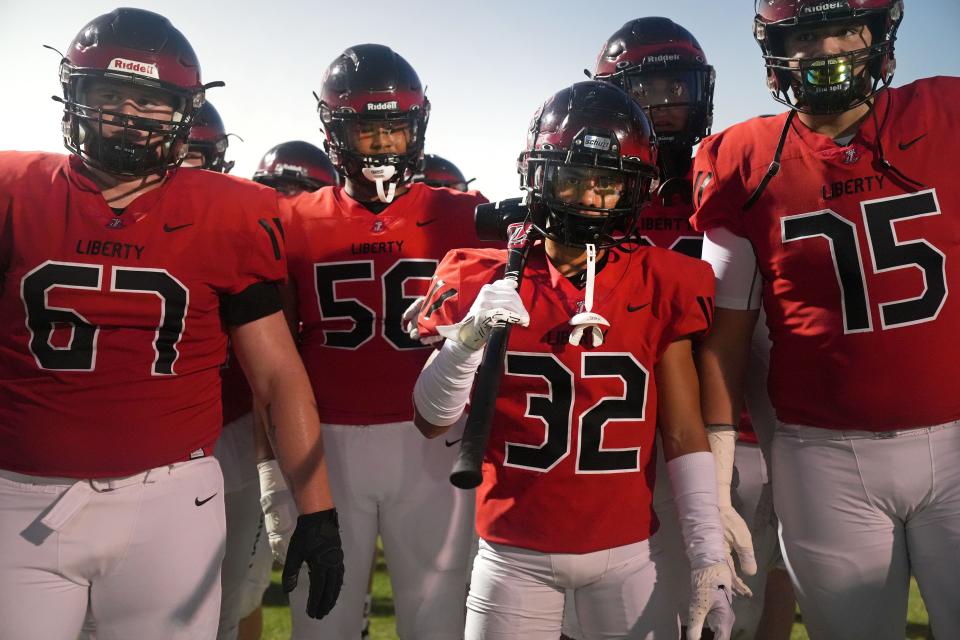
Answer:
[
  {"left": 163, "top": 223, "right": 194, "bottom": 233},
  {"left": 416, "top": 218, "right": 438, "bottom": 227},
  {"left": 444, "top": 438, "right": 462, "bottom": 447},
  {"left": 898, "top": 134, "right": 927, "bottom": 151},
  {"left": 194, "top": 493, "right": 217, "bottom": 506},
  {"left": 626, "top": 302, "right": 650, "bottom": 313}
]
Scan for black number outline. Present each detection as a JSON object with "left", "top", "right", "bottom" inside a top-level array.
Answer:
[
  {"left": 861, "top": 189, "right": 946, "bottom": 330},
  {"left": 502, "top": 352, "right": 575, "bottom": 473},
  {"left": 502, "top": 352, "right": 649, "bottom": 475},
  {"left": 21, "top": 260, "right": 102, "bottom": 371},
  {"left": 781, "top": 209, "right": 873, "bottom": 334},
  {"left": 313, "top": 261, "right": 377, "bottom": 350},
  {"left": 576, "top": 352, "right": 648, "bottom": 474},
  {"left": 111, "top": 267, "right": 189, "bottom": 376},
  {"left": 381, "top": 259, "right": 438, "bottom": 351}
]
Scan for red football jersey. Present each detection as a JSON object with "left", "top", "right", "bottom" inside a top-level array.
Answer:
[
  {"left": 418, "top": 244, "right": 715, "bottom": 553},
  {"left": 692, "top": 77, "right": 960, "bottom": 431},
  {"left": 282, "top": 183, "right": 487, "bottom": 425},
  {"left": 0, "top": 152, "right": 286, "bottom": 477},
  {"left": 637, "top": 193, "right": 703, "bottom": 258}
]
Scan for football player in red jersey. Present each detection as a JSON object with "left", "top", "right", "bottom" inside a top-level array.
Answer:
[
  {"left": 270, "top": 44, "right": 487, "bottom": 639},
  {"left": 414, "top": 80, "right": 733, "bottom": 640},
  {"left": 252, "top": 140, "right": 340, "bottom": 196},
  {"left": 413, "top": 153, "right": 475, "bottom": 192},
  {"left": 0, "top": 9, "right": 342, "bottom": 639},
  {"left": 692, "top": 1, "right": 960, "bottom": 638},
  {"left": 594, "top": 19, "right": 796, "bottom": 640}
]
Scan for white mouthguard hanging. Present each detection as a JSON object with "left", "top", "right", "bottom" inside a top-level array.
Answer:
[
  {"left": 569, "top": 243, "right": 611, "bottom": 347},
  {"left": 362, "top": 164, "right": 398, "bottom": 203}
]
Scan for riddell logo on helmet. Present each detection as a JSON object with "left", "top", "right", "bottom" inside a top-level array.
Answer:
[
  {"left": 802, "top": 1, "right": 847, "bottom": 14},
  {"left": 643, "top": 54, "right": 681, "bottom": 64},
  {"left": 109, "top": 58, "right": 159, "bottom": 79},
  {"left": 366, "top": 101, "right": 399, "bottom": 111}
]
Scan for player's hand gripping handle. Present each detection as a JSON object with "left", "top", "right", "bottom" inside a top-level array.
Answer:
[{"left": 450, "top": 223, "right": 535, "bottom": 489}]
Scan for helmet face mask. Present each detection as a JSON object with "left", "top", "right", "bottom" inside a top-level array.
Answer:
[
  {"left": 618, "top": 68, "right": 713, "bottom": 140},
  {"left": 317, "top": 44, "right": 429, "bottom": 203},
  {"left": 57, "top": 9, "right": 211, "bottom": 177},
  {"left": 754, "top": 0, "right": 903, "bottom": 114},
  {"left": 519, "top": 83, "right": 658, "bottom": 249},
  {"left": 594, "top": 17, "right": 715, "bottom": 148}
]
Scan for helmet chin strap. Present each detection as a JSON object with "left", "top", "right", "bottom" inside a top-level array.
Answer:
[
  {"left": 569, "top": 243, "right": 611, "bottom": 347},
  {"left": 361, "top": 164, "right": 398, "bottom": 203}
]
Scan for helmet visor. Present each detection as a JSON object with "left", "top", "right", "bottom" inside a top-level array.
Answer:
[
  {"left": 620, "top": 69, "right": 707, "bottom": 134},
  {"left": 544, "top": 165, "right": 631, "bottom": 210}
]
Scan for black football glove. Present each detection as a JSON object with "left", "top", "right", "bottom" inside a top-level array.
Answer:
[{"left": 281, "top": 508, "right": 345, "bottom": 619}]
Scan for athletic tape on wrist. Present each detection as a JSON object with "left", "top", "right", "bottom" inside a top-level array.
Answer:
[
  {"left": 413, "top": 339, "right": 483, "bottom": 427},
  {"left": 667, "top": 451, "right": 728, "bottom": 570}
]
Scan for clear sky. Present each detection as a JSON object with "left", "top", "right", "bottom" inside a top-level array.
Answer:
[{"left": 2, "top": 0, "right": 958, "bottom": 200}]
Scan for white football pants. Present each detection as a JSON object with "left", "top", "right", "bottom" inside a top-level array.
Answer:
[
  {"left": 468, "top": 536, "right": 679, "bottom": 640},
  {"left": 0, "top": 457, "right": 225, "bottom": 640},
  {"left": 288, "top": 419, "right": 475, "bottom": 640},
  {"left": 774, "top": 420, "right": 960, "bottom": 640}
]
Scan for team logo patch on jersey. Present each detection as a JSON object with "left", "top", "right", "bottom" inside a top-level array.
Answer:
[
  {"left": 371, "top": 219, "right": 386, "bottom": 233},
  {"left": 842, "top": 147, "right": 861, "bottom": 165},
  {"left": 106, "top": 217, "right": 125, "bottom": 229}
]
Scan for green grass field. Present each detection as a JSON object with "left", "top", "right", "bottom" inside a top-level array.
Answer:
[{"left": 261, "top": 552, "right": 932, "bottom": 640}]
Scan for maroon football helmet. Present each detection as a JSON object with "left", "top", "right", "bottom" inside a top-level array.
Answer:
[
  {"left": 252, "top": 141, "right": 339, "bottom": 196},
  {"left": 413, "top": 154, "right": 473, "bottom": 192},
  {"left": 754, "top": 0, "right": 904, "bottom": 114},
  {"left": 56, "top": 8, "right": 221, "bottom": 176},
  {"left": 594, "top": 17, "right": 714, "bottom": 148},
  {"left": 519, "top": 81, "right": 658, "bottom": 248},
  {"left": 186, "top": 102, "right": 233, "bottom": 173},
  {"left": 316, "top": 44, "right": 429, "bottom": 203}
]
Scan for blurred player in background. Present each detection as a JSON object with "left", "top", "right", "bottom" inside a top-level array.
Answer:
[
  {"left": 694, "top": 1, "right": 960, "bottom": 638},
  {"left": 265, "top": 43, "right": 488, "bottom": 639},
  {"left": 413, "top": 153, "right": 475, "bottom": 192},
  {"left": 0, "top": 9, "right": 342, "bottom": 639},
  {"left": 252, "top": 140, "right": 340, "bottom": 196}
]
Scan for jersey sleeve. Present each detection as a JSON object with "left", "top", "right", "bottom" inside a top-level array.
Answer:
[
  {"left": 225, "top": 188, "right": 288, "bottom": 295},
  {"left": 666, "top": 257, "right": 717, "bottom": 344},
  {"left": 690, "top": 133, "right": 749, "bottom": 238},
  {"left": 417, "top": 248, "right": 505, "bottom": 342}
]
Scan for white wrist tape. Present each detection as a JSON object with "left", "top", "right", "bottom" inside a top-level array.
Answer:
[
  {"left": 667, "top": 451, "right": 728, "bottom": 570},
  {"left": 413, "top": 339, "right": 483, "bottom": 427},
  {"left": 706, "top": 425, "right": 737, "bottom": 508}
]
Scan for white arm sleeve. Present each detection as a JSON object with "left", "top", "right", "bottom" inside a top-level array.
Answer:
[{"left": 701, "top": 227, "right": 763, "bottom": 311}]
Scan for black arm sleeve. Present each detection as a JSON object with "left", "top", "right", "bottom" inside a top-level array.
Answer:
[{"left": 221, "top": 281, "right": 283, "bottom": 327}]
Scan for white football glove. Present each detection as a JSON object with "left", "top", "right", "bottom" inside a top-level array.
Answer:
[
  {"left": 708, "top": 426, "right": 758, "bottom": 591},
  {"left": 437, "top": 279, "right": 529, "bottom": 350},
  {"left": 258, "top": 459, "right": 298, "bottom": 565},
  {"left": 687, "top": 562, "right": 736, "bottom": 640}
]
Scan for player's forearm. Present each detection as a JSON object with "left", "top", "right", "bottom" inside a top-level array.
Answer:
[
  {"left": 695, "top": 308, "right": 758, "bottom": 425},
  {"left": 657, "top": 339, "right": 712, "bottom": 461},
  {"left": 257, "top": 377, "right": 334, "bottom": 514}
]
